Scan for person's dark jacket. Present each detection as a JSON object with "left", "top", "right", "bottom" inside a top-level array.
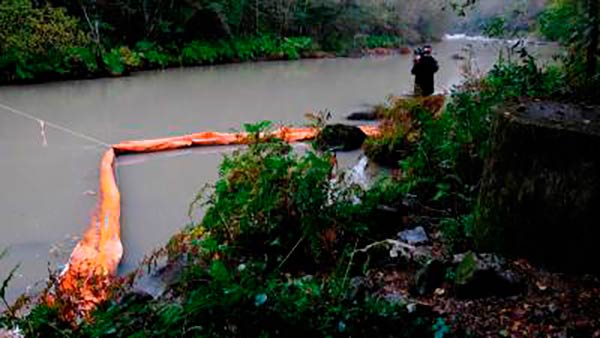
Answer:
[{"left": 411, "top": 55, "right": 439, "bottom": 96}]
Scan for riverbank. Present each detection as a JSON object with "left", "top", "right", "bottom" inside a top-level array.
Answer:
[
  {"left": 0, "top": 35, "right": 413, "bottom": 86},
  {"left": 1, "top": 0, "right": 453, "bottom": 86}
]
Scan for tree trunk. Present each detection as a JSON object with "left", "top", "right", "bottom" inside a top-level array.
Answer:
[
  {"left": 587, "top": 0, "right": 599, "bottom": 76},
  {"left": 476, "top": 100, "right": 600, "bottom": 273}
]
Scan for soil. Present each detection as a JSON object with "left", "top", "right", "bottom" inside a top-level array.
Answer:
[{"left": 368, "top": 225, "right": 600, "bottom": 337}]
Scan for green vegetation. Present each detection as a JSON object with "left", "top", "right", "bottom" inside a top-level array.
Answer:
[
  {"left": 538, "top": 0, "right": 583, "bottom": 42},
  {"left": 364, "top": 51, "right": 564, "bottom": 250},
  {"left": 0, "top": 0, "right": 453, "bottom": 84},
  {"left": 452, "top": 0, "right": 547, "bottom": 36},
  {"left": 1, "top": 123, "right": 434, "bottom": 337},
  {"left": 538, "top": 0, "right": 599, "bottom": 94},
  {"left": 457, "top": 0, "right": 599, "bottom": 96},
  {"left": 0, "top": 31, "right": 319, "bottom": 82},
  {"left": 0, "top": 0, "right": 90, "bottom": 81},
  {"left": 353, "top": 35, "right": 404, "bottom": 50}
]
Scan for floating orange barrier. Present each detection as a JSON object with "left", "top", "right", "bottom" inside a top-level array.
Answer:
[
  {"left": 358, "top": 125, "right": 380, "bottom": 137},
  {"left": 58, "top": 125, "right": 379, "bottom": 319},
  {"left": 59, "top": 149, "right": 121, "bottom": 318}
]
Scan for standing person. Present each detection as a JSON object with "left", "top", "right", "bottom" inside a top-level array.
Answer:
[
  {"left": 412, "top": 47, "right": 424, "bottom": 96},
  {"left": 411, "top": 45, "right": 439, "bottom": 96}
]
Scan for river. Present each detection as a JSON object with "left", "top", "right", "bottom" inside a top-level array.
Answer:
[{"left": 0, "top": 37, "right": 558, "bottom": 301}]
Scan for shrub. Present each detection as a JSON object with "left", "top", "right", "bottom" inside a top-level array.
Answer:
[
  {"left": 439, "top": 213, "right": 476, "bottom": 253},
  {"left": 102, "top": 48, "right": 126, "bottom": 75},
  {"left": 0, "top": 0, "right": 88, "bottom": 56},
  {"left": 280, "top": 37, "right": 313, "bottom": 59},
  {"left": 538, "top": 0, "right": 583, "bottom": 43},
  {"left": 134, "top": 41, "right": 174, "bottom": 68},
  {"left": 67, "top": 47, "right": 99, "bottom": 73},
  {"left": 0, "top": 0, "right": 89, "bottom": 81},
  {"left": 364, "top": 96, "right": 444, "bottom": 168},
  {"left": 181, "top": 41, "right": 219, "bottom": 65},
  {"left": 354, "top": 35, "right": 403, "bottom": 49},
  {"left": 195, "top": 122, "right": 352, "bottom": 270}
]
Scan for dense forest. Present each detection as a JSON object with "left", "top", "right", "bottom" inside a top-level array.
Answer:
[
  {"left": 1, "top": 0, "right": 599, "bottom": 337},
  {"left": 0, "top": 0, "right": 455, "bottom": 83},
  {"left": 452, "top": 0, "right": 547, "bottom": 34}
]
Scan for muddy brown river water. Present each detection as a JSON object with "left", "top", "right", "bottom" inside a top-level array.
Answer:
[{"left": 0, "top": 37, "right": 558, "bottom": 301}]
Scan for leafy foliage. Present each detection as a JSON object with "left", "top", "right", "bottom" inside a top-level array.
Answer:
[
  {"left": 482, "top": 17, "right": 508, "bottom": 38},
  {"left": 4, "top": 123, "right": 433, "bottom": 337},
  {"left": 364, "top": 52, "right": 563, "bottom": 250},
  {"left": 0, "top": 31, "right": 402, "bottom": 83},
  {"left": 134, "top": 41, "right": 175, "bottom": 68},
  {"left": 538, "top": 0, "right": 584, "bottom": 43},
  {"left": 0, "top": 0, "right": 88, "bottom": 55},
  {"left": 537, "top": 0, "right": 600, "bottom": 96},
  {"left": 0, "top": 0, "right": 453, "bottom": 83},
  {"left": 453, "top": 0, "right": 544, "bottom": 36},
  {"left": 0, "top": 0, "right": 89, "bottom": 81}
]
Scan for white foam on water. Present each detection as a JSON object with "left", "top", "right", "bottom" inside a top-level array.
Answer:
[{"left": 443, "top": 33, "right": 524, "bottom": 45}]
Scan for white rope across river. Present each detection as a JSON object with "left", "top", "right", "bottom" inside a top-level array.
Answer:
[{"left": 0, "top": 101, "right": 111, "bottom": 148}]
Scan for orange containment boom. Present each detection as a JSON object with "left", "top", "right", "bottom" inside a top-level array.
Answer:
[
  {"left": 58, "top": 149, "right": 122, "bottom": 318},
  {"left": 58, "top": 125, "right": 379, "bottom": 319}
]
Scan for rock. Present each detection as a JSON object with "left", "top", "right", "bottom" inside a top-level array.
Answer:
[
  {"left": 453, "top": 252, "right": 524, "bottom": 298},
  {"left": 0, "top": 329, "right": 25, "bottom": 338},
  {"left": 346, "top": 110, "right": 378, "bottom": 121},
  {"left": 411, "top": 245, "right": 434, "bottom": 263},
  {"left": 414, "top": 259, "right": 447, "bottom": 295},
  {"left": 399, "top": 47, "right": 412, "bottom": 55},
  {"left": 367, "top": 204, "right": 407, "bottom": 239},
  {"left": 451, "top": 53, "right": 466, "bottom": 60},
  {"left": 476, "top": 100, "right": 600, "bottom": 273},
  {"left": 349, "top": 276, "right": 367, "bottom": 296},
  {"left": 302, "top": 51, "right": 335, "bottom": 59},
  {"left": 398, "top": 226, "right": 429, "bottom": 245},
  {"left": 383, "top": 291, "right": 407, "bottom": 304},
  {"left": 352, "top": 238, "right": 432, "bottom": 270},
  {"left": 315, "top": 124, "right": 367, "bottom": 151},
  {"left": 121, "top": 290, "right": 154, "bottom": 305},
  {"left": 365, "top": 47, "right": 395, "bottom": 56},
  {"left": 452, "top": 252, "right": 505, "bottom": 267}
]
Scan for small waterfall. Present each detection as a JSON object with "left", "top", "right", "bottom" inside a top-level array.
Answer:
[
  {"left": 327, "top": 155, "right": 372, "bottom": 206},
  {"left": 346, "top": 155, "right": 370, "bottom": 190}
]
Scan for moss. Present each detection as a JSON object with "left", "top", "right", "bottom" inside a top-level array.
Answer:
[{"left": 476, "top": 101, "right": 600, "bottom": 272}]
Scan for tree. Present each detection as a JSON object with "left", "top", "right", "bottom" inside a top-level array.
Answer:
[
  {"left": 586, "top": 0, "right": 599, "bottom": 76},
  {"left": 459, "top": 0, "right": 599, "bottom": 89}
]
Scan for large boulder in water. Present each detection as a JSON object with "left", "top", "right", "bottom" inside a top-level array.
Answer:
[
  {"left": 346, "top": 110, "right": 378, "bottom": 121},
  {"left": 315, "top": 124, "right": 367, "bottom": 151}
]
